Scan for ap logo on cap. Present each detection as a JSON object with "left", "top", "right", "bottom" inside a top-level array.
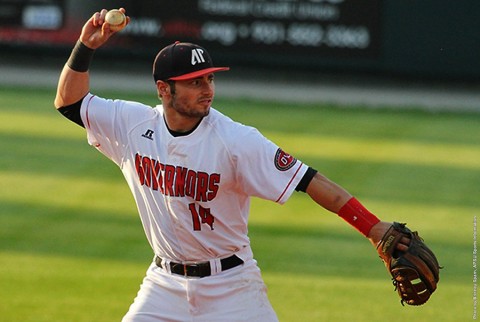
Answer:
[
  {"left": 153, "top": 42, "right": 229, "bottom": 81},
  {"left": 191, "top": 48, "right": 206, "bottom": 65}
]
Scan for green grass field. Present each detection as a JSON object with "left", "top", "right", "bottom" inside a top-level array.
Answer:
[{"left": 0, "top": 85, "right": 478, "bottom": 321}]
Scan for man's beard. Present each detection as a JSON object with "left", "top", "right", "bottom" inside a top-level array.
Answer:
[{"left": 169, "top": 95, "right": 211, "bottom": 118}]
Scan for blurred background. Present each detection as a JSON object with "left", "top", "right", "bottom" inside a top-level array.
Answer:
[{"left": 0, "top": 0, "right": 479, "bottom": 111}]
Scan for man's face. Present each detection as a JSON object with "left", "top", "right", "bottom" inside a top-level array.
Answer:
[{"left": 166, "top": 73, "right": 215, "bottom": 119}]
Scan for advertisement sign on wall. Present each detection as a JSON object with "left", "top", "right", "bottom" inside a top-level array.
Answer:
[{"left": 0, "top": 0, "right": 381, "bottom": 60}]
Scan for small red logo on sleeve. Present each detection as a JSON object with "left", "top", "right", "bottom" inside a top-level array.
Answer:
[{"left": 274, "top": 148, "right": 297, "bottom": 171}]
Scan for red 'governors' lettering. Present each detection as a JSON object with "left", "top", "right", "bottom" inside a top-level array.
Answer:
[{"left": 134, "top": 153, "right": 220, "bottom": 201}]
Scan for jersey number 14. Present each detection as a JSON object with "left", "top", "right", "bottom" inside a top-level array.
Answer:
[{"left": 189, "top": 203, "right": 215, "bottom": 231}]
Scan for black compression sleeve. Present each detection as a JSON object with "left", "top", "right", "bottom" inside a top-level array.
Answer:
[
  {"left": 57, "top": 97, "right": 85, "bottom": 128},
  {"left": 295, "top": 167, "right": 318, "bottom": 192},
  {"left": 67, "top": 40, "right": 95, "bottom": 72}
]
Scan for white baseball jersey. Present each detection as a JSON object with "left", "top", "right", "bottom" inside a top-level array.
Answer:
[{"left": 80, "top": 93, "right": 308, "bottom": 262}]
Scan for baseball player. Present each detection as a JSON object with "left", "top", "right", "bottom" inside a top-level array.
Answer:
[{"left": 54, "top": 8, "right": 414, "bottom": 322}]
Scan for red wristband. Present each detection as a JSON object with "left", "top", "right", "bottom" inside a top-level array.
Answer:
[{"left": 338, "top": 197, "right": 380, "bottom": 237}]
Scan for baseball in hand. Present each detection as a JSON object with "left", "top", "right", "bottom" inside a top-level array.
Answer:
[{"left": 105, "top": 9, "right": 126, "bottom": 32}]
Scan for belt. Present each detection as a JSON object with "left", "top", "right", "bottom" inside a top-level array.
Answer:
[{"left": 155, "top": 255, "right": 244, "bottom": 278}]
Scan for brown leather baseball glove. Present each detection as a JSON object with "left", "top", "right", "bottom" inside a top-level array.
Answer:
[{"left": 376, "top": 222, "right": 441, "bottom": 306}]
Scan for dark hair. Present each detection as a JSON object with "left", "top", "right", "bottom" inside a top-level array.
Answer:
[{"left": 166, "top": 80, "right": 176, "bottom": 95}]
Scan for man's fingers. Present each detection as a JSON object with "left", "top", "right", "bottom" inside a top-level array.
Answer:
[
  {"left": 401, "top": 236, "right": 410, "bottom": 245},
  {"left": 396, "top": 243, "right": 409, "bottom": 252},
  {"left": 395, "top": 237, "right": 411, "bottom": 252},
  {"left": 92, "top": 9, "right": 108, "bottom": 27}
]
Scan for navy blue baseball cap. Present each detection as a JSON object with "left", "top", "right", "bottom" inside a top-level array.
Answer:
[{"left": 153, "top": 41, "right": 229, "bottom": 81}]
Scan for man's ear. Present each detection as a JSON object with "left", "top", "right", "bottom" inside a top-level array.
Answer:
[{"left": 156, "top": 80, "right": 169, "bottom": 98}]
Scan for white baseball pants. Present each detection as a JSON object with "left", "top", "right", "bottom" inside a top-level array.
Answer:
[{"left": 121, "top": 259, "right": 279, "bottom": 322}]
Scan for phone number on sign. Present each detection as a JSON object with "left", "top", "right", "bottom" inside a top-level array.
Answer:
[{"left": 201, "top": 21, "right": 371, "bottom": 49}]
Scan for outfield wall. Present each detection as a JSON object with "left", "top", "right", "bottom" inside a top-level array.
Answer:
[{"left": 0, "top": 0, "right": 478, "bottom": 80}]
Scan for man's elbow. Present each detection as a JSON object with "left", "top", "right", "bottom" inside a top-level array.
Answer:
[{"left": 54, "top": 95, "right": 63, "bottom": 109}]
